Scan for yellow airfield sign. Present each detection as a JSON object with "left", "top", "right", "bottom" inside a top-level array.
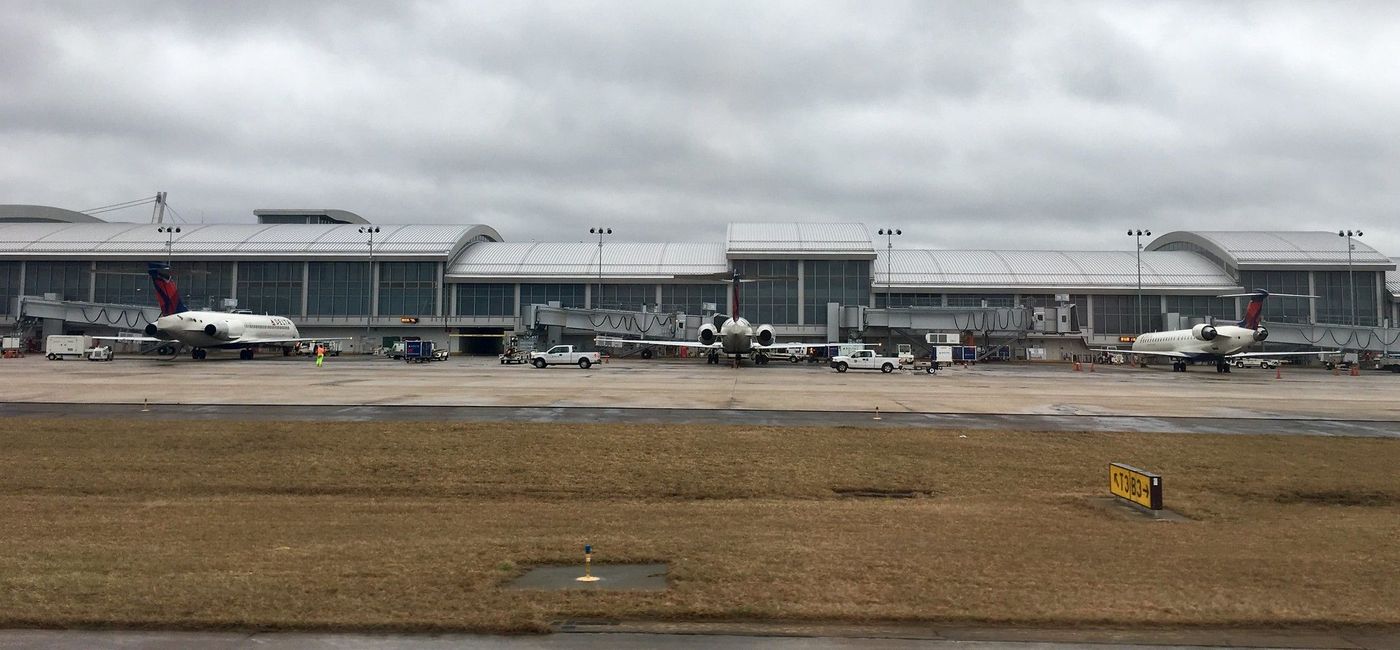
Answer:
[{"left": 1109, "top": 463, "right": 1163, "bottom": 510}]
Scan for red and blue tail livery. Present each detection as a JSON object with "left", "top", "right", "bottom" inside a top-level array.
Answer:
[
  {"left": 147, "top": 263, "right": 188, "bottom": 316},
  {"left": 1238, "top": 289, "right": 1268, "bottom": 330}
]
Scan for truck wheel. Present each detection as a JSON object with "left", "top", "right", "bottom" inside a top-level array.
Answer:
[
  {"left": 533, "top": 358, "right": 546, "bottom": 369},
  {"left": 881, "top": 363, "right": 894, "bottom": 373},
  {"left": 836, "top": 362, "right": 848, "bottom": 373},
  {"left": 578, "top": 358, "right": 592, "bottom": 369},
  {"left": 640, "top": 348, "right": 653, "bottom": 360},
  {"left": 47, "top": 353, "right": 56, "bottom": 360}
]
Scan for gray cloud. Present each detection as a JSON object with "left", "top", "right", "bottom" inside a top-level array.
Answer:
[{"left": 2, "top": 0, "right": 1399, "bottom": 256}]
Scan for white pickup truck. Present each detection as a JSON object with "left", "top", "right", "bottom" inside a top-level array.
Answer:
[
  {"left": 830, "top": 349, "right": 901, "bottom": 373},
  {"left": 530, "top": 345, "right": 602, "bottom": 369}
]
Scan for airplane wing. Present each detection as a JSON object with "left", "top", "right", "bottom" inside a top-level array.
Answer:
[
  {"left": 1089, "top": 348, "right": 1191, "bottom": 359},
  {"left": 236, "top": 337, "right": 353, "bottom": 345},
  {"left": 594, "top": 336, "right": 720, "bottom": 349},
  {"left": 1226, "top": 350, "right": 1341, "bottom": 359},
  {"left": 754, "top": 342, "right": 826, "bottom": 351},
  {"left": 91, "top": 336, "right": 163, "bottom": 343}
]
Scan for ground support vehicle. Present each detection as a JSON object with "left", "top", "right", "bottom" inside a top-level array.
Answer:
[
  {"left": 403, "top": 340, "right": 443, "bottom": 363},
  {"left": 830, "top": 349, "right": 901, "bottom": 373},
  {"left": 908, "top": 346, "right": 953, "bottom": 374},
  {"left": 86, "top": 345, "right": 114, "bottom": 361},
  {"left": 1233, "top": 357, "right": 1280, "bottom": 369},
  {"left": 45, "top": 335, "right": 92, "bottom": 360},
  {"left": 1372, "top": 355, "right": 1400, "bottom": 373},
  {"left": 530, "top": 345, "right": 601, "bottom": 369}
]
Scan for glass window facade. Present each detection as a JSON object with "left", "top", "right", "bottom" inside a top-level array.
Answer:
[
  {"left": 0, "top": 262, "right": 19, "bottom": 315},
  {"left": 804, "top": 260, "right": 869, "bottom": 324},
  {"left": 237, "top": 262, "right": 303, "bottom": 315},
  {"left": 24, "top": 261, "right": 90, "bottom": 302},
  {"left": 307, "top": 262, "right": 370, "bottom": 316},
  {"left": 947, "top": 293, "right": 1015, "bottom": 308},
  {"left": 593, "top": 284, "right": 655, "bottom": 311},
  {"left": 660, "top": 284, "right": 728, "bottom": 314},
  {"left": 734, "top": 260, "right": 798, "bottom": 325},
  {"left": 1315, "top": 270, "right": 1378, "bottom": 326},
  {"left": 1164, "top": 295, "right": 1237, "bottom": 321},
  {"left": 379, "top": 262, "right": 438, "bottom": 317},
  {"left": 94, "top": 261, "right": 148, "bottom": 305},
  {"left": 171, "top": 262, "right": 234, "bottom": 311},
  {"left": 520, "top": 283, "right": 585, "bottom": 310},
  {"left": 456, "top": 283, "right": 515, "bottom": 317},
  {"left": 1238, "top": 270, "right": 1311, "bottom": 325},
  {"left": 1093, "top": 294, "right": 1161, "bottom": 334},
  {"left": 875, "top": 292, "right": 942, "bottom": 308}
]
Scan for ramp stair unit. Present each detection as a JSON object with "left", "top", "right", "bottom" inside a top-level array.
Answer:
[
  {"left": 17, "top": 295, "right": 160, "bottom": 330},
  {"left": 526, "top": 304, "right": 687, "bottom": 339}
]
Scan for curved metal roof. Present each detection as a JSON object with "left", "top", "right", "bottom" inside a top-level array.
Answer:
[
  {"left": 0, "top": 204, "right": 107, "bottom": 223},
  {"left": 874, "top": 249, "right": 1240, "bottom": 293},
  {"left": 1147, "top": 231, "right": 1394, "bottom": 270},
  {"left": 0, "top": 223, "right": 500, "bottom": 260},
  {"left": 1388, "top": 260, "right": 1400, "bottom": 298},
  {"left": 447, "top": 242, "right": 729, "bottom": 280},
  {"left": 726, "top": 222, "right": 874, "bottom": 258}
]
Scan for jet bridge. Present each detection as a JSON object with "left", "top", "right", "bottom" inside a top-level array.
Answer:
[
  {"left": 16, "top": 295, "right": 159, "bottom": 332},
  {"left": 525, "top": 304, "right": 694, "bottom": 340},
  {"left": 854, "top": 306, "right": 1038, "bottom": 334}
]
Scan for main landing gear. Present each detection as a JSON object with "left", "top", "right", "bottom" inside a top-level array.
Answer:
[
  {"left": 190, "top": 348, "right": 207, "bottom": 360},
  {"left": 707, "top": 350, "right": 720, "bottom": 365},
  {"left": 239, "top": 349, "right": 255, "bottom": 360},
  {"left": 753, "top": 353, "right": 770, "bottom": 365},
  {"left": 1172, "top": 361, "right": 1186, "bottom": 372},
  {"left": 1214, "top": 360, "right": 1231, "bottom": 374}
]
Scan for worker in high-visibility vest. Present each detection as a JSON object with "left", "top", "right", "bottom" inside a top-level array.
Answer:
[{"left": 315, "top": 344, "right": 325, "bottom": 368}]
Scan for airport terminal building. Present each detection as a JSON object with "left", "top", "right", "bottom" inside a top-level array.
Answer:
[{"left": 1, "top": 204, "right": 1397, "bottom": 357}]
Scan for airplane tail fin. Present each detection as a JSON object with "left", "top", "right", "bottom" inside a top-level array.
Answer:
[
  {"left": 148, "top": 263, "right": 187, "bottom": 316},
  {"left": 1239, "top": 289, "right": 1267, "bottom": 329}
]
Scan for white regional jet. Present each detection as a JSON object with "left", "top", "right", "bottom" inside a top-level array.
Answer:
[
  {"left": 1093, "top": 289, "right": 1336, "bottom": 373},
  {"left": 595, "top": 270, "right": 825, "bottom": 365},
  {"left": 100, "top": 263, "right": 342, "bottom": 360}
]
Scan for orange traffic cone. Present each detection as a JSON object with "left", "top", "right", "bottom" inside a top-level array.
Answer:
[
  {"left": 1350, "top": 365, "right": 1360, "bottom": 377},
  {"left": 1073, "top": 361, "right": 1082, "bottom": 372},
  {"left": 1275, "top": 366, "right": 1282, "bottom": 380}
]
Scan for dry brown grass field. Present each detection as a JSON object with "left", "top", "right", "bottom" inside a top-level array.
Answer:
[{"left": 2, "top": 417, "right": 1398, "bottom": 633}]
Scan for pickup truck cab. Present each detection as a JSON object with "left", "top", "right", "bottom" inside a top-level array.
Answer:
[
  {"left": 531, "top": 345, "right": 602, "bottom": 369},
  {"left": 830, "top": 349, "right": 900, "bottom": 373}
]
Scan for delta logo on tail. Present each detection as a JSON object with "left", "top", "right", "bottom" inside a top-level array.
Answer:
[{"left": 147, "top": 263, "right": 187, "bottom": 317}]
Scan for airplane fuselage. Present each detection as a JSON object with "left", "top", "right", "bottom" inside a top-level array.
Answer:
[
  {"left": 719, "top": 317, "right": 755, "bottom": 355},
  {"left": 1132, "top": 325, "right": 1260, "bottom": 359},
  {"left": 153, "top": 311, "right": 301, "bottom": 349}
]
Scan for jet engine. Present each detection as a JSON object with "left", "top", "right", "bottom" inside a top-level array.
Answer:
[
  {"left": 697, "top": 323, "right": 718, "bottom": 346},
  {"left": 1191, "top": 324, "right": 1218, "bottom": 341},
  {"left": 754, "top": 324, "right": 776, "bottom": 347},
  {"left": 144, "top": 323, "right": 160, "bottom": 338},
  {"left": 203, "top": 320, "right": 245, "bottom": 340},
  {"left": 1253, "top": 327, "right": 1268, "bottom": 342}
]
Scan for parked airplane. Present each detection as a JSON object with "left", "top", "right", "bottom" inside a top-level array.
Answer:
[
  {"left": 1094, "top": 289, "right": 1337, "bottom": 373},
  {"left": 595, "top": 270, "right": 833, "bottom": 365},
  {"left": 98, "top": 263, "right": 342, "bottom": 360}
]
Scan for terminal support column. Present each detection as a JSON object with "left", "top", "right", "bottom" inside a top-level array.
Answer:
[
  {"left": 300, "top": 262, "right": 309, "bottom": 318},
  {"left": 796, "top": 261, "right": 805, "bottom": 326}
]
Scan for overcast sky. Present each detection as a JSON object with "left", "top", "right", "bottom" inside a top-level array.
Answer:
[{"left": 3, "top": 1, "right": 1399, "bottom": 254}]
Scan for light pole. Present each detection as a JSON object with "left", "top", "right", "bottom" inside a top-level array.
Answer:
[
  {"left": 1338, "top": 230, "right": 1362, "bottom": 327},
  {"left": 878, "top": 228, "right": 902, "bottom": 348},
  {"left": 359, "top": 226, "right": 380, "bottom": 346},
  {"left": 589, "top": 227, "right": 611, "bottom": 309},
  {"left": 157, "top": 226, "right": 181, "bottom": 268},
  {"left": 1128, "top": 229, "right": 1150, "bottom": 334}
]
